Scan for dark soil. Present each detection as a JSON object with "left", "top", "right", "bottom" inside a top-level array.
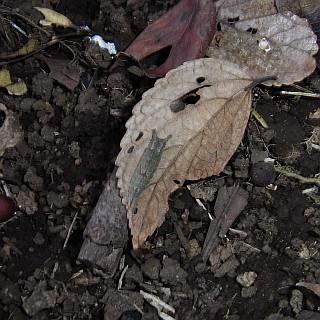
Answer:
[{"left": 0, "top": 1, "right": 320, "bottom": 320}]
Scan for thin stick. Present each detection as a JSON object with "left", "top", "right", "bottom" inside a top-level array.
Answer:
[
  {"left": 117, "top": 264, "right": 128, "bottom": 290},
  {"left": 278, "top": 91, "right": 320, "bottom": 98},
  {"left": 140, "top": 290, "right": 175, "bottom": 314},
  {"left": 63, "top": 211, "right": 78, "bottom": 249}
]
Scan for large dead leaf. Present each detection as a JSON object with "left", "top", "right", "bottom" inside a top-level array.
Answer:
[
  {"left": 0, "top": 103, "right": 23, "bottom": 157},
  {"left": 124, "top": 0, "right": 217, "bottom": 77},
  {"left": 116, "top": 58, "right": 266, "bottom": 248},
  {"left": 207, "top": 12, "right": 318, "bottom": 85}
]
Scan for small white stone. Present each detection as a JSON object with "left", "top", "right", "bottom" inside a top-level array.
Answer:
[
  {"left": 298, "top": 244, "right": 310, "bottom": 259},
  {"left": 236, "top": 271, "right": 257, "bottom": 287},
  {"left": 258, "top": 38, "right": 271, "bottom": 52},
  {"left": 90, "top": 35, "right": 117, "bottom": 55}
]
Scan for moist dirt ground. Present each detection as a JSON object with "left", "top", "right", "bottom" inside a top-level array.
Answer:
[{"left": 0, "top": 1, "right": 320, "bottom": 319}]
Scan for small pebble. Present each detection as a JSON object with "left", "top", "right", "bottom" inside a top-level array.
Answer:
[
  {"left": 249, "top": 162, "right": 276, "bottom": 186},
  {"left": 236, "top": 271, "right": 257, "bottom": 287}
]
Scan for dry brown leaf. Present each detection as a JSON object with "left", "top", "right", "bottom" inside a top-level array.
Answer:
[
  {"left": 201, "top": 185, "right": 248, "bottom": 262},
  {"left": 207, "top": 12, "right": 318, "bottom": 86},
  {"left": 0, "top": 103, "right": 23, "bottom": 157},
  {"left": 116, "top": 58, "right": 260, "bottom": 248}
]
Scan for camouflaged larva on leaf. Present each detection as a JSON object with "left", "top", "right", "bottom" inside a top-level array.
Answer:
[
  {"left": 128, "top": 129, "right": 172, "bottom": 206},
  {"left": 116, "top": 58, "right": 255, "bottom": 248}
]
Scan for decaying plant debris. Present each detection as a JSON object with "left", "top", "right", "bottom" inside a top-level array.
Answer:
[
  {"left": 116, "top": 0, "right": 318, "bottom": 249},
  {"left": 0, "top": 0, "right": 320, "bottom": 319}
]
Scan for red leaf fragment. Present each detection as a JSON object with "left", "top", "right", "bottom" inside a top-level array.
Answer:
[
  {"left": 0, "top": 195, "right": 16, "bottom": 223},
  {"left": 125, "top": 0, "right": 217, "bottom": 77}
]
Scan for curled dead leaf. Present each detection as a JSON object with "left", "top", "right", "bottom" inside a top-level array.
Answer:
[
  {"left": 0, "top": 70, "right": 27, "bottom": 96},
  {"left": 124, "top": 0, "right": 217, "bottom": 77},
  {"left": 34, "top": 7, "right": 75, "bottom": 28},
  {"left": 5, "top": 82, "right": 28, "bottom": 96},
  {"left": 0, "top": 103, "right": 23, "bottom": 157},
  {"left": 116, "top": 58, "right": 263, "bottom": 248},
  {"left": 207, "top": 12, "right": 318, "bottom": 85},
  {"left": 0, "top": 38, "right": 39, "bottom": 60}
]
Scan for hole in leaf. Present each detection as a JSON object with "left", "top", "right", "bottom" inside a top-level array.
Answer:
[
  {"left": 196, "top": 76, "right": 205, "bottom": 83},
  {"left": 182, "top": 92, "right": 200, "bottom": 104},
  {"left": 136, "top": 132, "right": 143, "bottom": 141},
  {"left": 128, "top": 146, "right": 134, "bottom": 153},
  {"left": 173, "top": 179, "right": 180, "bottom": 185},
  {"left": 246, "top": 27, "right": 258, "bottom": 35},
  {"left": 170, "top": 89, "right": 201, "bottom": 113},
  {"left": 227, "top": 16, "right": 239, "bottom": 24}
]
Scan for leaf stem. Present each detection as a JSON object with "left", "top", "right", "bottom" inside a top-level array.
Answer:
[
  {"left": 245, "top": 75, "right": 277, "bottom": 90},
  {"left": 275, "top": 167, "right": 320, "bottom": 187}
]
